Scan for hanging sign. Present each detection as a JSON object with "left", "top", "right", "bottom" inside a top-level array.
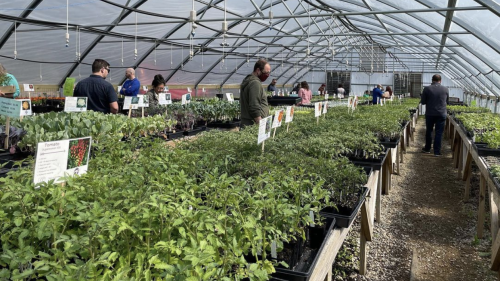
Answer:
[
  {"left": 159, "top": 93, "right": 172, "bottom": 105},
  {"left": 33, "top": 137, "right": 92, "bottom": 185},
  {"left": 258, "top": 116, "right": 273, "bottom": 144},
  {"left": 285, "top": 106, "right": 294, "bottom": 123},
  {"left": 23, "top": 84, "right": 35, "bottom": 92},
  {"left": 0, "top": 97, "right": 31, "bottom": 118},
  {"left": 182, "top": 93, "right": 191, "bottom": 105},
  {"left": 63, "top": 78, "right": 76, "bottom": 97},
  {"left": 64, "top": 97, "right": 87, "bottom": 112},
  {"left": 123, "top": 95, "right": 147, "bottom": 109},
  {"left": 225, "top": 93, "right": 235, "bottom": 103},
  {"left": 272, "top": 110, "right": 284, "bottom": 128}
]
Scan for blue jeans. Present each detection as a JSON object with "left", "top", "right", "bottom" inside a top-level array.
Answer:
[{"left": 425, "top": 115, "right": 446, "bottom": 155}]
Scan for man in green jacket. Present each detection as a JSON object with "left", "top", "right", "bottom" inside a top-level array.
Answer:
[{"left": 240, "top": 59, "right": 270, "bottom": 127}]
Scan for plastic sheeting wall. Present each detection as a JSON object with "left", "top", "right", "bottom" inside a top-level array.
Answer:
[{"left": 350, "top": 72, "right": 394, "bottom": 96}]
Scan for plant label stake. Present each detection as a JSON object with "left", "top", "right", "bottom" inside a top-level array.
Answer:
[
  {"left": 285, "top": 105, "right": 294, "bottom": 132},
  {"left": 315, "top": 102, "right": 322, "bottom": 124},
  {"left": 258, "top": 116, "right": 273, "bottom": 152},
  {"left": 141, "top": 106, "right": 144, "bottom": 118},
  {"left": 128, "top": 104, "right": 132, "bottom": 118},
  {"left": 309, "top": 210, "right": 315, "bottom": 227},
  {"left": 271, "top": 110, "right": 284, "bottom": 138}
]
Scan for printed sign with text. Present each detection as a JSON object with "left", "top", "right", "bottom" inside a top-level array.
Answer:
[
  {"left": 23, "top": 84, "right": 35, "bottom": 92},
  {"left": 258, "top": 116, "right": 273, "bottom": 144},
  {"left": 226, "top": 93, "right": 234, "bottom": 103},
  {"left": 182, "top": 93, "right": 191, "bottom": 105},
  {"left": 33, "top": 137, "right": 92, "bottom": 185},
  {"left": 323, "top": 101, "right": 328, "bottom": 114},
  {"left": 315, "top": 102, "right": 322, "bottom": 117},
  {"left": 123, "top": 95, "right": 147, "bottom": 109},
  {"left": 285, "top": 106, "right": 294, "bottom": 123},
  {"left": 0, "top": 97, "right": 31, "bottom": 118},
  {"left": 159, "top": 93, "right": 172, "bottom": 105},
  {"left": 64, "top": 97, "right": 87, "bottom": 112},
  {"left": 272, "top": 110, "right": 284, "bottom": 128}
]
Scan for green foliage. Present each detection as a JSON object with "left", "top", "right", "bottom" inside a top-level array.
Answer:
[{"left": 447, "top": 105, "right": 490, "bottom": 114}]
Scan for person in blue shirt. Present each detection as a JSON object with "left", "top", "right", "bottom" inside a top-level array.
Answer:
[
  {"left": 120, "top": 68, "right": 140, "bottom": 97},
  {"left": 372, "top": 84, "right": 383, "bottom": 105},
  {"left": 0, "top": 64, "right": 20, "bottom": 98},
  {"left": 267, "top": 78, "right": 277, "bottom": 93}
]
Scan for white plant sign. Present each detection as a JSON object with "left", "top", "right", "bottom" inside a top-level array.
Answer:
[
  {"left": 258, "top": 116, "right": 273, "bottom": 144},
  {"left": 272, "top": 110, "right": 284, "bottom": 128},
  {"left": 64, "top": 97, "right": 87, "bottom": 112}
]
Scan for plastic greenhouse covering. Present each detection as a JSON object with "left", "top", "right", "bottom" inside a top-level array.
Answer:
[{"left": 0, "top": 0, "right": 498, "bottom": 97}]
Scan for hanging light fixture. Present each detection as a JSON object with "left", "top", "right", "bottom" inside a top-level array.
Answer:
[{"left": 65, "top": 0, "right": 69, "bottom": 47}]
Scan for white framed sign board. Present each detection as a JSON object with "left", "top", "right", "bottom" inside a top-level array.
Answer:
[
  {"left": 285, "top": 106, "right": 294, "bottom": 123},
  {"left": 159, "top": 93, "right": 172, "bottom": 105},
  {"left": 258, "top": 116, "right": 273, "bottom": 144},
  {"left": 123, "top": 95, "right": 148, "bottom": 109},
  {"left": 272, "top": 110, "right": 284, "bottom": 128},
  {"left": 33, "top": 137, "right": 92, "bottom": 185},
  {"left": 64, "top": 97, "right": 87, "bottom": 112},
  {"left": 182, "top": 93, "right": 191, "bottom": 105}
]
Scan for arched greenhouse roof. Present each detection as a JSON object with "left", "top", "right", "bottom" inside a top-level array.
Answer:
[{"left": 0, "top": 0, "right": 499, "bottom": 95}]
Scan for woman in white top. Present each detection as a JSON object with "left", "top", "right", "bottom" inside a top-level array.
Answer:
[{"left": 337, "top": 84, "right": 345, "bottom": 98}]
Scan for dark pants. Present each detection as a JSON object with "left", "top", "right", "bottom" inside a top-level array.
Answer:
[{"left": 425, "top": 115, "right": 446, "bottom": 155}]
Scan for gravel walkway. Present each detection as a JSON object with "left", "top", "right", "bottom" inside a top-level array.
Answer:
[{"left": 334, "top": 117, "right": 497, "bottom": 281}]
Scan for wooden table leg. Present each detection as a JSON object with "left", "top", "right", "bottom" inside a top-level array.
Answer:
[
  {"left": 376, "top": 168, "right": 382, "bottom": 222},
  {"left": 458, "top": 142, "right": 464, "bottom": 179},
  {"left": 464, "top": 163, "right": 473, "bottom": 201},
  {"left": 396, "top": 144, "right": 400, "bottom": 175},
  {"left": 400, "top": 136, "right": 405, "bottom": 163},
  {"left": 478, "top": 174, "right": 487, "bottom": 239}
]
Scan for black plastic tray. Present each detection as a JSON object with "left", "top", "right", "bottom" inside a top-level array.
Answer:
[
  {"left": 380, "top": 137, "right": 400, "bottom": 149},
  {"left": 183, "top": 126, "right": 206, "bottom": 136},
  {"left": 207, "top": 121, "right": 239, "bottom": 129},
  {"left": 167, "top": 131, "right": 184, "bottom": 140},
  {"left": 319, "top": 186, "right": 369, "bottom": 228},
  {"left": 349, "top": 148, "right": 388, "bottom": 170},
  {"left": 267, "top": 96, "right": 302, "bottom": 106},
  {"left": 271, "top": 217, "right": 336, "bottom": 281},
  {"left": 474, "top": 143, "right": 500, "bottom": 157}
]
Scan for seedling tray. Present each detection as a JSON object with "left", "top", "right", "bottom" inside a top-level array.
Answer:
[
  {"left": 474, "top": 143, "right": 500, "bottom": 157},
  {"left": 267, "top": 96, "right": 303, "bottom": 106},
  {"left": 319, "top": 186, "right": 369, "bottom": 228},
  {"left": 167, "top": 131, "right": 184, "bottom": 140},
  {"left": 380, "top": 137, "right": 400, "bottom": 149},
  {"left": 271, "top": 217, "right": 336, "bottom": 281},
  {"left": 207, "top": 121, "right": 239, "bottom": 129},
  {"left": 183, "top": 126, "right": 206, "bottom": 136},
  {"left": 349, "top": 148, "right": 388, "bottom": 170}
]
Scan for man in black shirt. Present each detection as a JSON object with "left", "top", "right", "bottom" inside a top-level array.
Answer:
[
  {"left": 74, "top": 59, "right": 118, "bottom": 114},
  {"left": 421, "top": 74, "right": 449, "bottom": 156}
]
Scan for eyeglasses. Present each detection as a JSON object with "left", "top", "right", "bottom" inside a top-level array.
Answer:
[{"left": 103, "top": 67, "right": 110, "bottom": 73}]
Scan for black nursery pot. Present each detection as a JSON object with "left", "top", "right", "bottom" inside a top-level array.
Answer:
[
  {"left": 167, "top": 131, "right": 184, "bottom": 140},
  {"left": 319, "top": 187, "right": 369, "bottom": 228}
]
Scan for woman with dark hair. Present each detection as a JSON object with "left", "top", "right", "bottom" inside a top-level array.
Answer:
[
  {"left": 146, "top": 74, "right": 166, "bottom": 109},
  {"left": 385, "top": 86, "right": 393, "bottom": 96},
  {"left": 298, "top": 81, "right": 312, "bottom": 105}
]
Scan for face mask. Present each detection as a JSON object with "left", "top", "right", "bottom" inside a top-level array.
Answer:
[{"left": 258, "top": 70, "right": 270, "bottom": 82}]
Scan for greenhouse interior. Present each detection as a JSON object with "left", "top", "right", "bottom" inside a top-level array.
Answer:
[{"left": 1, "top": 0, "right": 500, "bottom": 280}]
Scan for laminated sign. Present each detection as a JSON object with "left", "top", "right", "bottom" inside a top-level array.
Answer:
[
  {"left": 315, "top": 102, "right": 322, "bottom": 117},
  {"left": 324, "top": 94, "right": 329, "bottom": 100},
  {"left": 123, "top": 95, "right": 148, "bottom": 109},
  {"left": 23, "top": 84, "right": 35, "bottom": 92},
  {"left": 323, "top": 101, "right": 328, "bottom": 114},
  {"left": 226, "top": 93, "right": 234, "bottom": 103},
  {"left": 272, "top": 109, "right": 284, "bottom": 128},
  {"left": 159, "top": 93, "right": 172, "bottom": 105},
  {"left": 285, "top": 106, "right": 294, "bottom": 123},
  {"left": 258, "top": 116, "right": 273, "bottom": 144},
  {"left": 0, "top": 97, "right": 32, "bottom": 118},
  {"left": 33, "top": 137, "right": 92, "bottom": 186},
  {"left": 182, "top": 93, "right": 191, "bottom": 105},
  {"left": 64, "top": 97, "right": 87, "bottom": 112}
]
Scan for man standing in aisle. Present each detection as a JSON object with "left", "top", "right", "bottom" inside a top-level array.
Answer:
[
  {"left": 120, "top": 68, "right": 140, "bottom": 97},
  {"left": 372, "top": 84, "right": 383, "bottom": 104},
  {"left": 267, "top": 78, "right": 277, "bottom": 93},
  {"left": 74, "top": 59, "right": 118, "bottom": 114},
  {"left": 240, "top": 59, "right": 270, "bottom": 127},
  {"left": 421, "top": 74, "right": 449, "bottom": 156}
]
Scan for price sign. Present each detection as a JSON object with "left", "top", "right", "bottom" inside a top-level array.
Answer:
[
  {"left": 182, "top": 93, "right": 191, "bottom": 105},
  {"left": 64, "top": 97, "right": 87, "bottom": 112},
  {"left": 23, "top": 84, "right": 35, "bottom": 92},
  {"left": 285, "top": 106, "right": 294, "bottom": 123},
  {"left": 258, "top": 116, "right": 273, "bottom": 144},
  {"left": 159, "top": 93, "right": 172, "bottom": 105},
  {"left": 226, "top": 93, "right": 234, "bottom": 103},
  {"left": 272, "top": 110, "right": 284, "bottom": 128},
  {"left": 0, "top": 97, "right": 31, "bottom": 118},
  {"left": 323, "top": 101, "right": 328, "bottom": 114},
  {"left": 315, "top": 102, "right": 322, "bottom": 117},
  {"left": 33, "top": 137, "right": 92, "bottom": 186}
]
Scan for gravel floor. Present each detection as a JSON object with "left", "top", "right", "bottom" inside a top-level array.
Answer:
[{"left": 333, "top": 117, "right": 497, "bottom": 281}]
